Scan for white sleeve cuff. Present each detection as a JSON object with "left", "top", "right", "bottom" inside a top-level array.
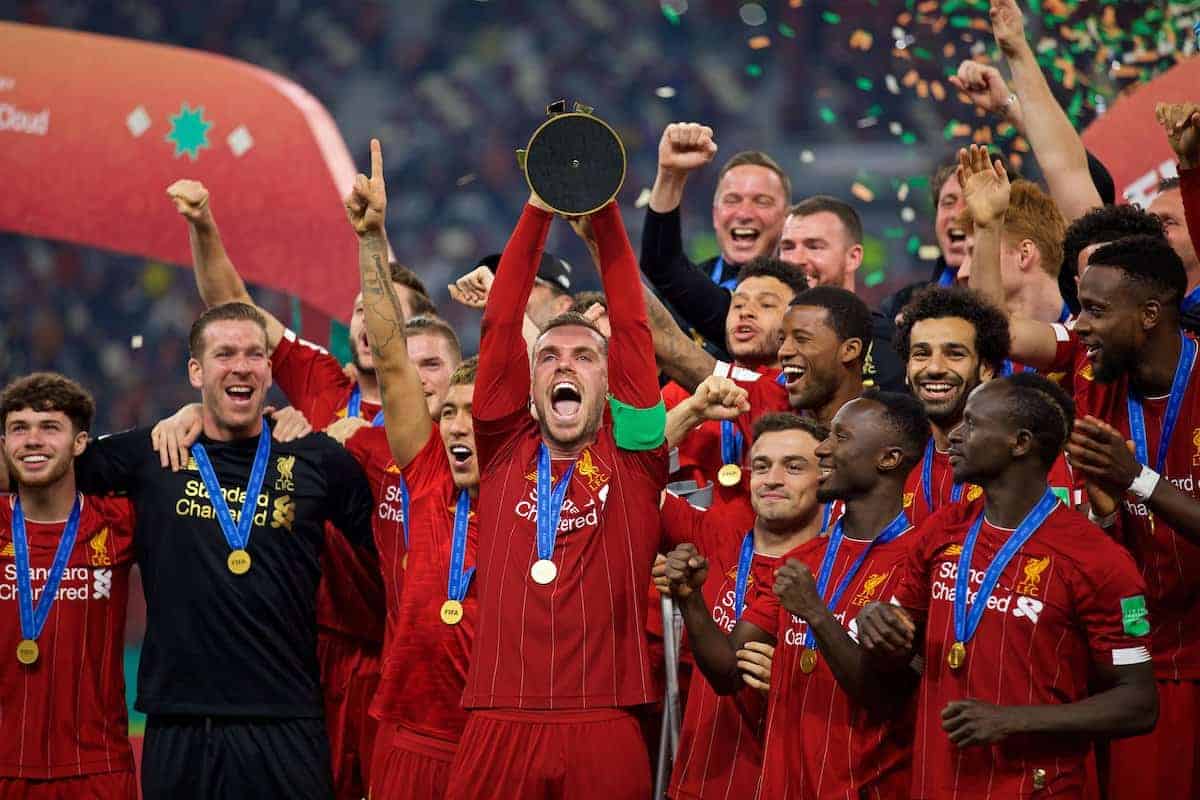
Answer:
[{"left": 1112, "top": 646, "right": 1151, "bottom": 666}]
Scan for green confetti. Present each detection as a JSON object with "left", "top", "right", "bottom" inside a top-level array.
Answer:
[
  {"left": 822, "top": 11, "right": 841, "bottom": 24},
  {"left": 819, "top": 107, "right": 837, "bottom": 124},
  {"left": 866, "top": 103, "right": 883, "bottom": 117},
  {"left": 906, "top": 235, "right": 921, "bottom": 255},
  {"left": 901, "top": 131, "right": 917, "bottom": 145},
  {"left": 883, "top": 227, "right": 905, "bottom": 239},
  {"left": 662, "top": 5, "right": 680, "bottom": 24},
  {"left": 746, "top": 64, "right": 763, "bottom": 77},
  {"left": 949, "top": 15, "right": 971, "bottom": 28},
  {"left": 912, "top": 47, "right": 933, "bottom": 60},
  {"left": 864, "top": 271, "right": 886, "bottom": 288},
  {"left": 856, "top": 77, "right": 874, "bottom": 91},
  {"left": 778, "top": 22, "right": 796, "bottom": 38}
]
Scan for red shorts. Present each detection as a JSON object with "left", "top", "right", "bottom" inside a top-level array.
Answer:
[
  {"left": 318, "top": 628, "right": 382, "bottom": 800},
  {"left": 369, "top": 723, "right": 457, "bottom": 800},
  {"left": 1106, "top": 679, "right": 1200, "bottom": 800},
  {"left": 0, "top": 770, "right": 137, "bottom": 800},
  {"left": 445, "top": 709, "right": 651, "bottom": 800}
]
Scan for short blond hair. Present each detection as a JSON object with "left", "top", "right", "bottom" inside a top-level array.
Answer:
[{"left": 960, "top": 180, "right": 1065, "bottom": 278}]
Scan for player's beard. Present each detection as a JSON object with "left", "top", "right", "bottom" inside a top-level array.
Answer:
[
  {"left": 351, "top": 349, "right": 377, "bottom": 376},
  {"left": 789, "top": 365, "right": 837, "bottom": 414},
  {"left": 1093, "top": 341, "right": 1136, "bottom": 384},
  {"left": 920, "top": 373, "right": 977, "bottom": 426},
  {"left": 3, "top": 449, "right": 73, "bottom": 490},
  {"left": 535, "top": 397, "right": 603, "bottom": 455}
]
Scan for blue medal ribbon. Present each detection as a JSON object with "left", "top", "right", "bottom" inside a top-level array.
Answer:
[
  {"left": 921, "top": 439, "right": 965, "bottom": 512},
  {"left": 347, "top": 384, "right": 386, "bottom": 427},
  {"left": 720, "top": 420, "right": 743, "bottom": 468},
  {"left": 820, "top": 502, "right": 833, "bottom": 535},
  {"left": 802, "top": 510, "right": 911, "bottom": 651},
  {"left": 1127, "top": 334, "right": 1197, "bottom": 474},
  {"left": 447, "top": 489, "right": 475, "bottom": 603},
  {"left": 1183, "top": 287, "right": 1200, "bottom": 315},
  {"left": 999, "top": 359, "right": 1035, "bottom": 378},
  {"left": 536, "top": 444, "right": 575, "bottom": 563},
  {"left": 1058, "top": 303, "right": 1072, "bottom": 324},
  {"left": 190, "top": 424, "right": 272, "bottom": 556},
  {"left": 732, "top": 531, "right": 755, "bottom": 621},
  {"left": 399, "top": 476, "right": 410, "bottom": 551},
  {"left": 12, "top": 495, "right": 83, "bottom": 645},
  {"left": 953, "top": 488, "right": 1059, "bottom": 648},
  {"left": 710, "top": 256, "right": 738, "bottom": 291},
  {"left": 937, "top": 266, "right": 956, "bottom": 287}
]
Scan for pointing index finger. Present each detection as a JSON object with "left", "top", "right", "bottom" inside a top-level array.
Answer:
[{"left": 370, "top": 138, "right": 383, "bottom": 182}]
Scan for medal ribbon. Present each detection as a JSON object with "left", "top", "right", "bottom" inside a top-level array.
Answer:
[
  {"left": 720, "top": 420, "right": 743, "bottom": 468},
  {"left": 447, "top": 489, "right": 475, "bottom": 603},
  {"left": 190, "top": 424, "right": 272, "bottom": 555},
  {"left": 399, "top": 476, "right": 411, "bottom": 551},
  {"left": 1127, "top": 333, "right": 1196, "bottom": 473},
  {"left": 347, "top": 384, "right": 386, "bottom": 427},
  {"left": 921, "top": 439, "right": 964, "bottom": 512},
  {"left": 709, "top": 256, "right": 738, "bottom": 291},
  {"left": 1184, "top": 287, "right": 1200, "bottom": 315},
  {"left": 820, "top": 502, "right": 833, "bottom": 535},
  {"left": 803, "top": 510, "right": 910, "bottom": 651},
  {"left": 535, "top": 444, "right": 575, "bottom": 563},
  {"left": 732, "top": 531, "right": 755, "bottom": 621},
  {"left": 12, "top": 495, "right": 83, "bottom": 643},
  {"left": 953, "top": 488, "right": 1058, "bottom": 647}
]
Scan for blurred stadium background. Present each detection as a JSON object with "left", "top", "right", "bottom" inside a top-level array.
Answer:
[{"left": 2, "top": 0, "right": 1197, "bottom": 739}]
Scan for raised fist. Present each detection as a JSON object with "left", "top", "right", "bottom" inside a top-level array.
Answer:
[
  {"left": 663, "top": 543, "right": 709, "bottom": 600},
  {"left": 657, "top": 123, "right": 718, "bottom": 176},
  {"left": 448, "top": 266, "right": 494, "bottom": 310},
  {"left": 773, "top": 558, "right": 824, "bottom": 620},
  {"left": 166, "top": 179, "right": 212, "bottom": 225},
  {"left": 957, "top": 144, "right": 1011, "bottom": 229},
  {"left": 691, "top": 375, "right": 750, "bottom": 422},
  {"left": 856, "top": 601, "right": 916, "bottom": 660},
  {"left": 949, "top": 61, "right": 1013, "bottom": 118},
  {"left": 1156, "top": 102, "right": 1200, "bottom": 170},
  {"left": 344, "top": 138, "right": 387, "bottom": 237}
]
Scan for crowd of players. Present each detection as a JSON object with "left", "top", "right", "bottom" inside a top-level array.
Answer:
[{"left": 3, "top": 1, "right": 1200, "bottom": 798}]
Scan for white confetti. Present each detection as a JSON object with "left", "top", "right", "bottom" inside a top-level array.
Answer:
[
  {"left": 900, "top": 206, "right": 916, "bottom": 222},
  {"left": 635, "top": 187, "right": 653, "bottom": 208},
  {"left": 655, "top": 86, "right": 677, "bottom": 99},
  {"left": 800, "top": 149, "right": 815, "bottom": 164},
  {"left": 131, "top": 335, "right": 144, "bottom": 350}
]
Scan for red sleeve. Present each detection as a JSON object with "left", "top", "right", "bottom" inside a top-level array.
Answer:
[
  {"left": 475, "top": 204, "right": 553, "bottom": 423},
  {"left": 661, "top": 381, "right": 691, "bottom": 411},
  {"left": 891, "top": 517, "right": 939, "bottom": 622},
  {"left": 270, "top": 330, "right": 353, "bottom": 419},
  {"left": 660, "top": 492, "right": 713, "bottom": 552},
  {"left": 397, "top": 425, "right": 450, "bottom": 499},
  {"left": 590, "top": 202, "right": 661, "bottom": 408},
  {"left": 1047, "top": 325, "right": 1083, "bottom": 376},
  {"left": 1180, "top": 166, "right": 1200, "bottom": 265},
  {"left": 740, "top": 589, "right": 781, "bottom": 636},
  {"left": 1070, "top": 530, "right": 1153, "bottom": 668}
]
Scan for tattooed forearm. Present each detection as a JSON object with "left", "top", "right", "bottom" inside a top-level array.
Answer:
[
  {"left": 358, "top": 236, "right": 406, "bottom": 360},
  {"left": 643, "top": 284, "right": 715, "bottom": 391}
]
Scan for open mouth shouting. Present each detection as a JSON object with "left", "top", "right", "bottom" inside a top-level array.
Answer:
[
  {"left": 448, "top": 443, "right": 474, "bottom": 468},
  {"left": 224, "top": 384, "right": 256, "bottom": 409},
  {"left": 729, "top": 226, "right": 761, "bottom": 247},
  {"left": 550, "top": 380, "right": 583, "bottom": 423},
  {"left": 945, "top": 227, "right": 968, "bottom": 257}
]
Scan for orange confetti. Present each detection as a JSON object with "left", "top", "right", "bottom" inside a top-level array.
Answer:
[
  {"left": 931, "top": 17, "right": 947, "bottom": 34},
  {"left": 902, "top": 69, "right": 920, "bottom": 87},
  {"left": 897, "top": 12, "right": 912, "bottom": 25},
  {"left": 970, "top": 18, "right": 989, "bottom": 31},
  {"left": 917, "top": 0, "right": 938, "bottom": 12},
  {"left": 1008, "top": 153, "right": 1024, "bottom": 171},
  {"left": 1013, "top": 136, "right": 1030, "bottom": 153},
  {"left": 893, "top": 48, "right": 912, "bottom": 61},
  {"left": 956, "top": 91, "right": 973, "bottom": 104},
  {"left": 851, "top": 182, "right": 875, "bottom": 202},
  {"left": 931, "top": 81, "right": 946, "bottom": 101},
  {"left": 950, "top": 123, "right": 972, "bottom": 138},
  {"left": 749, "top": 35, "right": 771, "bottom": 50},
  {"left": 849, "top": 29, "right": 874, "bottom": 50},
  {"left": 917, "top": 80, "right": 929, "bottom": 99},
  {"left": 943, "top": 42, "right": 956, "bottom": 59},
  {"left": 789, "top": 0, "right": 803, "bottom": 6},
  {"left": 972, "top": 127, "right": 993, "bottom": 144}
]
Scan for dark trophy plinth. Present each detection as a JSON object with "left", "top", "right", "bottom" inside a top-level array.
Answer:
[{"left": 517, "top": 100, "right": 626, "bottom": 215}]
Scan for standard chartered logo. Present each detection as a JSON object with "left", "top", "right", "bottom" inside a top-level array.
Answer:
[
  {"left": 0, "top": 103, "right": 50, "bottom": 135},
  {"left": 93, "top": 568, "right": 112, "bottom": 599}
]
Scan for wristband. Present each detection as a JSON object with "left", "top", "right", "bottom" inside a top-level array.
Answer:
[
  {"left": 1127, "top": 465, "right": 1161, "bottom": 502},
  {"left": 1087, "top": 507, "right": 1118, "bottom": 529}
]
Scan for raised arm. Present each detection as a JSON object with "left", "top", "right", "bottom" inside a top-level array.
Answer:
[
  {"left": 665, "top": 375, "right": 749, "bottom": 448},
  {"left": 589, "top": 201, "right": 663, "bottom": 412},
  {"left": 989, "top": 0, "right": 1100, "bottom": 224},
  {"left": 344, "top": 139, "right": 432, "bottom": 468},
  {"left": 664, "top": 543, "right": 774, "bottom": 695},
  {"left": 1158, "top": 102, "right": 1200, "bottom": 260},
  {"left": 959, "top": 145, "right": 1060, "bottom": 367},
  {"left": 474, "top": 196, "right": 554, "bottom": 422},
  {"left": 166, "top": 180, "right": 285, "bottom": 350},
  {"left": 642, "top": 123, "right": 735, "bottom": 348}
]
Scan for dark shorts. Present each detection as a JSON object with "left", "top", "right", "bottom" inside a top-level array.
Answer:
[{"left": 141, "top": 715, "right": 332, "bottom": 800}]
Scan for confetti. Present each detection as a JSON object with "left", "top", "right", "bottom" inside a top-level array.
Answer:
[
  {"left": 635, "top": 188, "right": 652, "bottom": 208},
  {"left": 655, "top": 86, "right": 677, "bottom": 98},
  {"left": 849, "top": 29, "right": 874, "bottom": 50},
  {"left": 455, "top": 173, "right": 476, "bottom": 187},
  {"left": 818, "top": 107, "right": 837, "bottom": 124},
  {"left": 778, "top": 23, "right": 796, "bottom": 38},
  {"left": 131, "top": 335, "right": 144, "bottom": 350},
  {"left": 739, "top": 3, "right": 767, "bottom": 26},
  {"left": 897, "top": 183, "right": 909, "bottom": 202},
  {"left": 746, "top": 64, "right": 763, "bottom": 77},
  {"left": 822, "top": 11, "right": 841, "bottom": 25},
  {"left": 800, "top": 149, "right": 815, "bottom": 164},
  {"left": 851, "top": 182, "right": 875, "bottom": 202},
  {"left": 885, "top": 74, "right": 900, "bottom": 94},
  {"left": 900, "top": 206, "right": 916, "bottom": 222},
  {"left": 918, "top": 245, "right": 941, "bottom": 260},
  {"left": 749, "top": 35, "right": 771, "bottom": 49}
]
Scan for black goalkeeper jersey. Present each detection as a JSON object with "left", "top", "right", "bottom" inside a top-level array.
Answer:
[{"left": 75, "top": 424, "right": 374, "bottom": 718}]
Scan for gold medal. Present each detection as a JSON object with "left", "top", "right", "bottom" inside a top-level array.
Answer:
[
  {"left": 717, "top": 464, "right": 742, "bottom": 487},
  {"left": 1031, "top": 768, "right": 1046, "bottom": 790},
  {"left": 531, "top": 559, "right": 558, "bottom": 585},
  {"left": 799, "top": 647, "right": 818, "bottom": 674},
  {"left": 440, "top": 599, "right": 464, "bottom": 625},
  {"left": 227, "top": 549, "right": 252, "bottom": 575},
  {"left": 948, "top": 640, "right": 966, "bottom": 670},
  {"left": 16, "top": 639, "right": 39, "bottom": 666}
]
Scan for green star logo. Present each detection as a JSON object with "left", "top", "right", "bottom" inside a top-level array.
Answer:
[{"left": 165, "top": 102, "right": 213, "bottom": 161}]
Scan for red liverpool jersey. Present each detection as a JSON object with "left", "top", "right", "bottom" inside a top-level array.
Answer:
[
  {"left": 351, "top": 426, "right": 479, "bottom": 741},
  {"left": 660, "top": 495, "right": 774, "bottom": 800},
  {"left": 729, "top": 369, "right": 792, "bottom": 446},
  {"left": 893, "top": 499, "right": 1152, "bottom": 798},
  {"left": 905, "top": 444, "right": 1078, "bottom": 527},
  {"left": 0, "top": 495, "right": 135, "bottom": 779},
  {"left": 743, "top": 528, "right": 915, "bottom": 800},
  {"left": 271, "top": 329, "right": 384, "bottom": 644},
  {"left": 1049, "top": 325, "right": 1200, "bottom": 679}
]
